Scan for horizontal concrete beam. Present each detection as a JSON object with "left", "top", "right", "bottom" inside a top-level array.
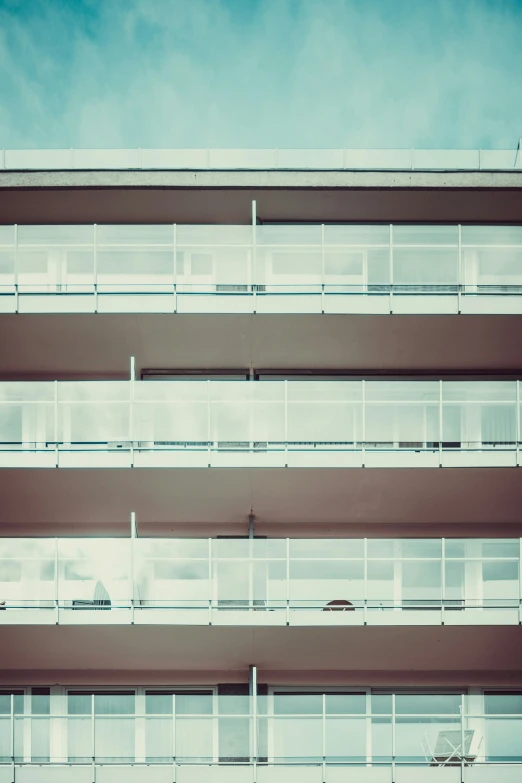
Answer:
[{"left": 1, "top": 169, "right": 522, "bottom": 189}]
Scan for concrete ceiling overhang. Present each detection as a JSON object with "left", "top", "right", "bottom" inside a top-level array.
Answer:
[
  {"left": 0, "top": 624, "right": 521, "bottom": 683},
  {"left": 1, "top": 170, "right": 522, "bottom": 224},
  {"left": 2, "top": 313, "right": 522, "bottom": 379},
  {"left": 0, "top": 467, "right": 521, "bottom": 537}
]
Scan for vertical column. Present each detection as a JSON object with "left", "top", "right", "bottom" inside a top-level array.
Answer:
[
  {"left": 458, "top": 224, "right": 462, "bottom": 312},
  {"left": 10, "top": 693, "right": 14, "bottom": 773},
  {"left": 362, "top": 380, "right": 366, "bottom": 465},
  {"left": 93, "top": 223, "right": 98, "bottom": 312},
  {"left": 363, "top": 538, "right": 368, "bottom": 624},
  {"left": 249, "top": 665, "right": 258, "bottom": 764},
  {"left": 519, "top": 538, "right": 522, "bottom": 625},
  {"left": 208, "top": 538, "right": 213, "bottom": 623},
  {"left": 391, "top": 693, "right": 396, "bottom": 779},
  {"left": 14, "top": 224, "right": 18, "bottom": 312},
  {"left": 321, "top": 693, "right": 326, "bottom": 780},
  {"left": 284, "top": 380, "right": 288, "bottom": 465},
  {"left": 91, "top": 693, "right": 95, "bottom": 779},
  {"left": 130, "top": 512, "right": 136, "bottom": 623},
  {"left": 441, "top": 538, "right": 446, "bottom": 624},
  {"left": 286, "top": 538, "right": 290, "bottom": 625},
  {"left": 130, "top": 357, "right": 135, "bottom": 465},
  {"left": 516, "top": 381, "right": 522, "bottom": 466},
  {"left": 172, "top": 224, "right": 177, "bottom": 311},
  {"left": 439, "top": 381, "right": 443, "bottom": 466},
  {"left": 54, "top": 538, "right": 59, "bottom": 614},
  {"left": 321, "top": 223, "right": 325, "bottom": 312},
  {"left": 389, "top": 224, "right": 393, "bottom": 313},
  {"left": 207, "top": 380, "right": 212, "bottom": 466},
  {"left": 252, "top": 200, "right": 257, "bottom": 310},
  {"left": 54, "top": 380, "right": 59, "bottom": 466}
]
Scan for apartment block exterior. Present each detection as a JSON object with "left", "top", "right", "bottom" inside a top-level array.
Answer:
[{"left": 0, "top": 146, "right": 522, "bottom": 783}]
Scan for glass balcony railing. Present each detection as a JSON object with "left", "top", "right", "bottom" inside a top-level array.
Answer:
[
  {"left": 1, "top": 379, "right": 522, "bottom": 468},
  {"left": 1, "top": 146, "right": 521, "bottom": 170},
  {"left": 0, "top": 537, "right": 520, "bottom": 626},
  {"left": 0, "top": 690, "right": 520, "bottom": 775},
  {"left": 1, "top": 223, "right": 522, "bottom": 314}
]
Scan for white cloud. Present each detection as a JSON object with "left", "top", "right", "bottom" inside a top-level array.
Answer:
[{"left": 0, "top": 0, "right": 521, "bottom": 149}]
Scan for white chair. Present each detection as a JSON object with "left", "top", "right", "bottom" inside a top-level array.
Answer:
[{"left": 422, "top": 729, "right": 481, "bottom": 766}]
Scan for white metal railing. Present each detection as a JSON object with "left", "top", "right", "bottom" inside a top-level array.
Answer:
[
  {"left": 1, "top": 223, "right": 522, "bottom": 308},
  {"left": 0, "top": 537, "right": 520, "bottom": 624},
  {"left": 0, "top": 692, "right": 521, "bottom": 770},
  {"left": 0, "top": 379, "right": 521, "bottom": 462},
  {"left": 1, "top": 147, "right": 522, "bottom": 171}
]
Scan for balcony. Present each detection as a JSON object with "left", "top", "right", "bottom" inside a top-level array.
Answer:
[
  {"left": 0, "top": 537, "right": 520, "bottom": 628},
  {"left": 0, "top": 691, "right": 520, "bottom": 783},
  {"left": 1, "top": 224, "right": 522, "bottom": 316},
  {"left": 1, "top": 379, "right": 522, "bottom": 470}
]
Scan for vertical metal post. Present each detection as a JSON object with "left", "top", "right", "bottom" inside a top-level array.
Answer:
[
  {"left": 14, "top": 224, "right": 19, "bottom": 312},
  {"left": 173, "top": 223, "right": 177, "bottom": 310},
  {"left": 208, "top": 538, "right": 213, "bottom": 624},
  {"left": 249, "top": 665, "right": 258, "bottom": 765},
  {"left": 391, "top": 693, "right": 396, "bottom": 780},
  {"left": 93, "top": 223, "right": 98, "bottom": 312},
  {"left": 130, "top": 357, "right": 135, "bottom": 465},
  {"left": 91, "top": 693, "right": 96, "bottom": 781},
  {"left": 389, "top": 224, "right": 393, "bottom": 312},
  {"left": 362, "top": 380, "right": 366, "bottom": 465},
  {"left": 252, "top": 200, "right": 257, "bottom": 311},
  {"left": 321, "top": 693, "right": 326, "bottom": 781},
  {"left": 441, "top": 538, "right": 446, "bottom": 625},
  {"left": 519, "top": 537, "right": 522, "bottom": 625},
  {"left": 284, "top": 380, "right": 288, "bottom": 466},
  {"left": 207, "top": 380, "right": 212, "bottom": 466},
  {"left": 460, "top": 698, "right": 465, "bottom": 779},
  {"left": 10, "top": 693, "right": 14, "bottom": 772},
  {"left": 321, "top": 223, "right": 325, "bottom": 312},
  {"left": 286, "top": 538, "right": 290, "bottom": 624},
  {"left": 54, "top": 380, "right": 59, "bottom": 466},
  {"left": 439, "top": 380, "right": 443, "bottom": 466},
  {"left": 54, "top": 537, "right": 59, "bottom": 615},
  {"left": 363, "top": 538, "right": 368, "bottom": 624},
  {"left": 130, "top": 512, "right": 136, "bottom": 623},
  {"left": 458, "top": 224, "right": 462, "bottom": 312},
  {"left": 172, "top": 693, "right": 176, "bottom": 780},
  {"left": 516, "top": 381, "right": 521, "bottom": 467}
]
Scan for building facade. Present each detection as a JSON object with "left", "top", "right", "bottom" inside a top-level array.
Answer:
[{"left": 0, "top": 147, "right": 522, "bottom": 782}]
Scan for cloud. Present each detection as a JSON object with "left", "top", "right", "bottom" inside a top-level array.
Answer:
[{"left": 0, "top": 0, "right": 521, "bottom": 149}]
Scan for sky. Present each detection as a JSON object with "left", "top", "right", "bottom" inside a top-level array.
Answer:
[{"left": 0, "top": 0, "right": 521, "bottom": 150}]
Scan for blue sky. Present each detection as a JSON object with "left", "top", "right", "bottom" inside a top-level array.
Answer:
[{"left": 0, "top": 0, "right": 521, "bottom": 150}]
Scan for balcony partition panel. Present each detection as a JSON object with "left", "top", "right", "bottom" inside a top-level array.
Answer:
[
  {"left": 462, "top": 226, "right": 522, "bottom": 294},
  {"left": 288, "top": 540, "right": 365, "bottom": 611},
  {"left": 0, "top": 383, "right": 55, "bottom": 449},
  {"left": 286, "top": 382, "right": 362, "bottom": 448},
  {"left": 133, "top": 382, "right": 208, "bottom": 447},
  {"left": 441, "top": 382, "right": 517, "bottom": 449},
  {"left": 135, "top": 539, "right": 210, "bottom": 610},
  {"left": 364, "top": 382, "right": 439, "bottom": 449},
  {"left": 392, "top": 225, "right": 459, "bottom": 293},
  {"left": 256, "top": 225, "right": 323, "bottom": 293},
  {"left": 17, "top": 225, "right": 95, "bottom": 293},
  {"left": 57, "top": 539, "right": 131, "bottom": 610},
  {"left": 0, "top": 539, "right": 55, "bottom": 608},
  {"left": 176, "top": 225, "right": 253, "bottom": 293},
  {"left": 57, "top": 382, "right": 130, "bottom": 448}
]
